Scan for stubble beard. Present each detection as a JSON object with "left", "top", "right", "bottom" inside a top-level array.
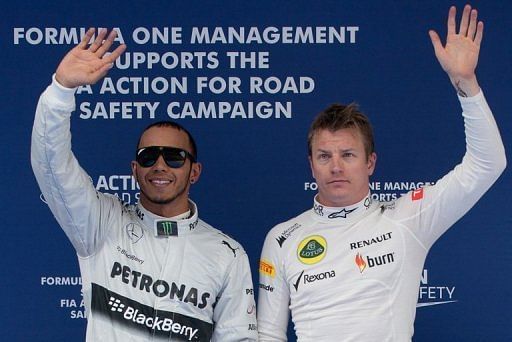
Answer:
[{"left": 136, "top": 166, "right": 192, "bottom": 207}]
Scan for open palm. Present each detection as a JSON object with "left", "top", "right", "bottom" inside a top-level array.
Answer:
[
  {"left": 55, "top": 28, "right": 126, "bottom": 88},
  {"left": 429, "top": 5, "right": 482, "bottom": 95}
]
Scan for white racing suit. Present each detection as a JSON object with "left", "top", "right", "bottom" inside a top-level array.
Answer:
[
  {"left": 258, "top": 91, "right": 506, "bottom": 341},
  {"left": 31, "top": 77, "right": 258, "bottom": 342}
]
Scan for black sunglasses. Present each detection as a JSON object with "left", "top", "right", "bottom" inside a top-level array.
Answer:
[{"left": 136, "top": 146, "right": 196, "bottom": 168}]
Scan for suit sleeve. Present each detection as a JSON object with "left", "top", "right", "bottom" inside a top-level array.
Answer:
[
  {"left": 258, "top": 228, "right": 290, "bottom": 342},
  {"left": 390, "top": 90, "right": 506, "bottom": 249},
  {"left": 212, "top": 249, "right": 258, "bottom": 341},
  {"left": 31, "top": 76, "right": 116, "bottom": 257}
]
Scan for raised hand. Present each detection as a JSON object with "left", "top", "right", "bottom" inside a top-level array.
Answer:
[
  {"left": 429, "top": 5, "right": 482, "bottom": 96},
  {"left": 55, "top": 28, "right": 126, "bottom": 88}
]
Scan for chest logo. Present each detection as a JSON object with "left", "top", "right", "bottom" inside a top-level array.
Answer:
[
  {"left": 355, "top": 252, "right": 395, "bottom": 273},
  {"left": 297, "top": 235, "right": 327, "bottom": 265},
  {"left": 125, "top": 223, "right": 144, "bottom": 243}
]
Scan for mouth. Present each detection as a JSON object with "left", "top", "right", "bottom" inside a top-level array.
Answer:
[
  {"left": 149, "top": 178, "right": 173, "bottom": 187},
  {"left": 328, "top": 179, "right": 349, "bottom": 184}
]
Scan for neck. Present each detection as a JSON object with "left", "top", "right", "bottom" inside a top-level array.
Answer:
[{"left": 140, "top": 197, "right": 190, "bottom": 218}]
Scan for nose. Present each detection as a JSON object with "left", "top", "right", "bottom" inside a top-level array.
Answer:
[
  {"left": 152, "top": 154, "right": 168, "bottom": 170},
  {"left": 330, "top": 156, "right": 344, "bottom": 174}
]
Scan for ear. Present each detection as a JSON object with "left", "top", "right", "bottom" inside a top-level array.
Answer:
[
  {"left": 189, "top": 162, "right": 202, "bottom": 184},
  {"left": 367, "top": 152, "right": 377, "bottom": 176},
  {"left": 309, "top": 155, "right": 316, "bottom": 179},
  {"left": 131, "top": 160, "right": 138, "bottom": 178}
]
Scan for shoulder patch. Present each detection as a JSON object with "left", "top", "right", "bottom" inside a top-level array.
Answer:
[
  {"left": 259, "top": 259, "right": 276, "bottom": 278},
  {"left": 411, "top": 188, "right": 424, "bottom": 201}
]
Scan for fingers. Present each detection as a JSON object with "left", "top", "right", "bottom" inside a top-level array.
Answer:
[
  {"left": 95, "top": 63, "right": 116, "bottom": 82},
  {"left": 474, "top": 21, "right": 484, "bottom": 46},
  {"left": 467, "top": 8, "right": 478, "bottom": 39},
  {"left": 447, "top": 6, "right": 456, "bottom": 36},
  {"left": 89, "top": 29, "right": 108, "bottom": 53},
  {"left": 104, "top": 44, "right": 127, "bottom": 64},
  {"left": 449, "top": 5, "right": 483, "bottom": 43},
  {"left": 458, "top": 4, "right": 471, "bottom": 36},
  {"left": 78, "top": 28, "right": 95, "bottom": 49},
  {"left": 95, "top": 29, "right": 118, "bottom": 57},
  {"left": 428, "top": 30, "right": 444, "bottom": 58}
]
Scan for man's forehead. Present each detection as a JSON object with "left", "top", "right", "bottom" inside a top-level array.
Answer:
[
  {"left": 139, "top": 126, "right": 189, "bottom": 147},
  {"left": 313, "top": 127, "right": 363, "bottom": 145}
]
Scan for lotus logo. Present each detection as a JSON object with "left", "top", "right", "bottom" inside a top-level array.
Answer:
[{"left": 297, "top": 235, "right": 327, "bottom": 265}]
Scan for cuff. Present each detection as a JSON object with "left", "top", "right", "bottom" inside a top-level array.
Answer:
[
  {"left": 46, "top": 74, "right": 77, "bottom": 105},
  {"left": 458, "top": 88, "right": 484, "bottom": 104}
]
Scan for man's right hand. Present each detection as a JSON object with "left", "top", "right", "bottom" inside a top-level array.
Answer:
[{"left": 55, "top": 28, "right": 126, "bottom": 88}]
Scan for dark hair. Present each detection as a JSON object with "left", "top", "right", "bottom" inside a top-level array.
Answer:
[
  {"left": 137, "top": 121, "right": 198, "bottom": 160},
  {"left": 307, "top": 103, "right": 374, "bottom": 158}
]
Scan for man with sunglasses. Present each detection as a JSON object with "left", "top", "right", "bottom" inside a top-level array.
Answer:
[
  {"left": 31, "top": 28, "right": 257, "bottom": 341},
  {"left": 258, "top": 5, "right": 506, "bottom": 341}
]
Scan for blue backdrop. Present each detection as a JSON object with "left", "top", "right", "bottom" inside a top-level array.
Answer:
[{"left": 1, "top": 0, "right": 511, "bottom": 340}]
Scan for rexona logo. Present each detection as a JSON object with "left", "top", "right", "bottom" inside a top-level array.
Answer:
[
  {"left": 293, "top": 269, "right": 336, "bottom": 291},
  {"left": 297, "top": 235, "right": 327, "bottom": 265},
  {"left": 355, "top": 252, "right": 395, "bottom": 273}
]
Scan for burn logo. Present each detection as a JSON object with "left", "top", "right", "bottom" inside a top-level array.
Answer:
[{"left": 355, "top": 252, "right": 395, "bottom": 273}]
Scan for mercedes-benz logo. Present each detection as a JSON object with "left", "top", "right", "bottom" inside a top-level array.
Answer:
[{"left": 126, "top": 223, "right": 144, "bottom": 243}]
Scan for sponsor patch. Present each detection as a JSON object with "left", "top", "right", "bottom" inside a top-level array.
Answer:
[
  {"left": 275, "top": 223, "right": 301, "bottom": 247},
  {"left": 222, "top": 240, "right": 239, "bottom": 257},
  {"left": 297, "top": 235, "right": 327, "bottom": 265},
  {"left": 91, "top": 283, "right": 212, "bottom": 341},
  {"left": 259, "top": 283, "right": 274, "bottom": 292},
  {"left": 355, "top": 253, "right": 367, "bottom": 273},
  {"left": 355, "top": 252, "right": 395, "bottom": 273},
  {"left": 293, "top": 269, "right": 336, "bottom": 291},
  {"left": 327, "top": 207, "right": 356, "bottom": 219},
  {"left": 411, "top": 188, "right": 424, "bottom": 201},
  {"left": 155, "top": 220, "right": 178, "bottom": 236},
  {"left": 125, "top": 223, "right": 144, "bottom": 243},
  {"left": 259, "top": 259, "right": 276, "bottom": 278}
]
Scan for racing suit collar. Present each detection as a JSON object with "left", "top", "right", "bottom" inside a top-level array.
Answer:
[
  {"left": 312, "top": 192, "right": 374, "bottom": 222},
  {"left": 136, "top": 200, "right": 199, "bottom": 237}
]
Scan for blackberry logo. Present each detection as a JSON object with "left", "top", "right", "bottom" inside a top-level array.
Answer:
[
  {"left": 108, "top": 296, "right": 200, "bottom": 340},
  {"left": 108, "top": 297, "right": 125, "bottom": 312},
  {"left": 92, "top": 284, "right": 212, "bottom": 341}
]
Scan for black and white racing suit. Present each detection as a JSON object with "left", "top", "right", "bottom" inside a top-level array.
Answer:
[
  {"left": 31, "top": 77, "right": 258, "bottom": 342},
  {"left": 258, "top": 90, "right": 506, "bottom": 341}
]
